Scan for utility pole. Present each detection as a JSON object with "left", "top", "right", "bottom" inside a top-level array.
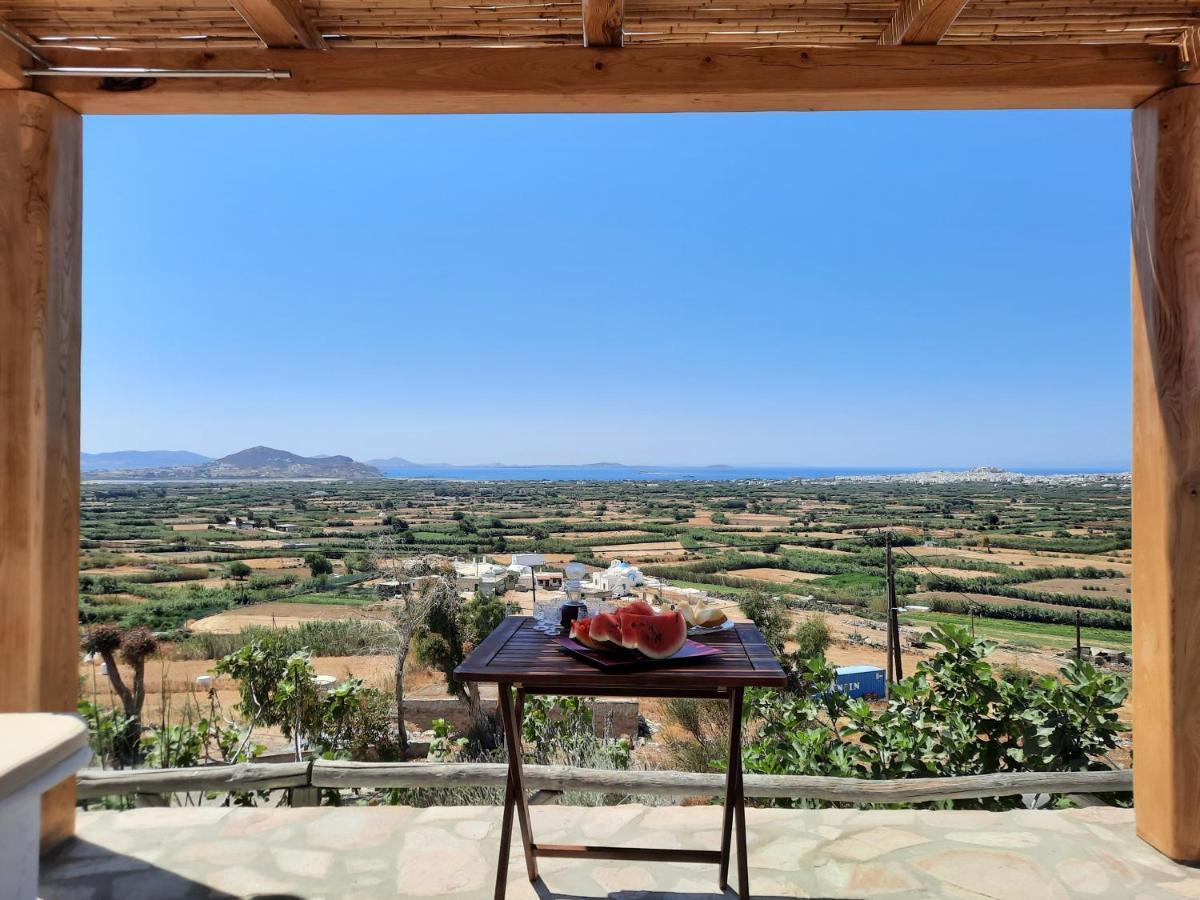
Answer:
[
  {"left": 1080, "top": 609, "right": 1089, "bottom": 667},
  {"left": 886, "top": 534, "right": 902, "bottom": 681},
  {"left": 884, "top": 533, "right": 895, "bottom": 694}
]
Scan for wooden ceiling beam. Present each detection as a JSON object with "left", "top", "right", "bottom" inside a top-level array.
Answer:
[
  {"left": 0, "top": 20, "right": 34, "bottom": 88},
  {"left": 230, "top": 0, "right": 327, "bottom": 50},
  {"left": 880, "top": 0, "right": 970, "bottom": 45},
  {"left": 32, "top": 44, "right": 1177, "bottom": 115},
  {"left": 0, "top": 41, "right": 29, "bottom": 90},
  {"left": 582, "top": 0, "right": 624, "bottom": 47}
]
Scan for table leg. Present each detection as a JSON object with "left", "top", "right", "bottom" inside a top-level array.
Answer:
[
  {"left": 498, "top": 683, "right": 539, "bottom": 883},
  {"left": 718, "top": 688, "right": 748, "bottom": 898},
  {"left": 493, "top": 764, "right": 516, "bottom": 900}
]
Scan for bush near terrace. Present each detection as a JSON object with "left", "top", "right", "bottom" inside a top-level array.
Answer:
[{"left": 79, "top": 614, "right": 1128, "bottom": 811}]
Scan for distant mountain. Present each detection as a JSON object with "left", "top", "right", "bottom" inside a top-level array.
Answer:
[
  {"left": 208, "top": 447, "right": 380, "bottom": 479},
  {"left": 81, "top": 450, "right": 211, "bottom": 472},
  {"left": 366, "top": 456, "right": 433, "bottom": 469},
  {"left": 84, "top": 446, "right": 380, "bottom": 480}
]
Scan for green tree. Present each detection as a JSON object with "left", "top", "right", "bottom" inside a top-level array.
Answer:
[
  {"left": 739, "top": 591, "right": 789, "bottom": 656},
  {"left": 225, "top": 560, "right": 252, "bottom": 580},
  {"left": 81, "top": 624, "right": 160, "bottom": 765},
  {"left": 793, "top": 615, "right": 831, "bottom": 660},
  {"left": 366, "top": 538, "right": 455, "bottom": 756},
  {"left": 304, "top": 552, "right": 333, "bottom": 577}
]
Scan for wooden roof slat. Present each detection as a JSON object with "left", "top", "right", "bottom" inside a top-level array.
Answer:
[
  {"left": 2, "top": 0, "right": 1198, "bottom": 49},
  {"left": 230, "top": 0, "right": 329, "bottom": 47},
  {"left": 879, "top": 0, "right": 968, "bottom": 43}
]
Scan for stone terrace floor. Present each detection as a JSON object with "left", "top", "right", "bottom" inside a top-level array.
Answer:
[{"left": 41, "top": 805, "right": 1200, "bottom": 899}]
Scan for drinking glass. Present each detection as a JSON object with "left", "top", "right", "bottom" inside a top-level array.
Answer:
[
  {"left": 544, "top": 599, "right": 563, "bottom": 635},
  {"left": 532, "top": 600, "right": 551, "bottom": 632}
]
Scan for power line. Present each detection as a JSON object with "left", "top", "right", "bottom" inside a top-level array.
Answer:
[{"left": 893, "top": 542, "right": 987, "bottom": 616}]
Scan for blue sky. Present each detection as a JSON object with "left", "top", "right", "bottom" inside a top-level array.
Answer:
[{"left": 83, "top": 111, "right": 1131, "bottom": 469}]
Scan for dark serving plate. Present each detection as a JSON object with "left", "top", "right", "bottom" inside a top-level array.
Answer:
[{"left": 553, "top": 636, "right": 721, "bottom": 673}]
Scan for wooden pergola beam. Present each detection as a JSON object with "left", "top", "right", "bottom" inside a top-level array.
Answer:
[
  {"left": 0, "top": 20, "right": 34, "bottom": 88},
  {"left": 230, "top": 0, "right": 327, "bottom": 50},
  {"left": 1132, "top": 82, "right": 1200, "bottom": 865},
  {"left": 879, "top": 0, "right": 970, "bottom": 45},
  {"left": 582, "top": 0, "right": 624, "bottom": 47},
  {"left": 0, "top": 90, "right": 82, "bottom": 852},
  {"left": 0, "top": 40, "right": 29, "bottom": 89},
  {"left": 31, "top": 44, "right": 1178, "bottom": 115}
]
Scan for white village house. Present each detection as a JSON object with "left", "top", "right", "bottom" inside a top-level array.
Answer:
[{"left": 589, "top": 559, "right": 645, "bottom": 598}]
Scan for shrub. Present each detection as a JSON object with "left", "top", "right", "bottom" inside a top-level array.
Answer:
[
  {"left": 657, "top": 697, "right": 729, "bottom": 774},
  {"left": 742, "top": 624, "right": 1128, "bottom": 809},
  {"left": 739, "top": 591, "right": 789, "bottom": 654},
  {"left": 793, "top": 615, "right": 831, "bottom": 660},
  {"left": 520, "top": 694, "right": 631, "bottom": 796},
  {"left": 173, "top": 620, "right": 398, "bottom": 660}
]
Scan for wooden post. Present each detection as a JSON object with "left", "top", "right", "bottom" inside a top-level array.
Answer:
[
  {"left": 0, "top": 91, "right": 83, "bottom": 852},
  {"left": 1080, "top": 609, "right": 1089, "bottom": 667},
  {"left": 883, "top": 534, "right": 895, "bottom": 692},
  {"left": 886, "top": 540, "right": 902, "bottom": 680},
  {"left": 1132, "top": 83, "right": 1200, "bottom": 864}
]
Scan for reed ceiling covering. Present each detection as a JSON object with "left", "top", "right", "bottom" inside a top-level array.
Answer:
[{"left": 2, "top": 0, "right": 1198, "bottom": 49}]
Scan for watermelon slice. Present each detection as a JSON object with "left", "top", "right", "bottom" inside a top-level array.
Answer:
[
  {"left": 587, "top": 612, "right": 624, "bottom": 645},
  {"left": 567, "top": 610, "right": 689, "bottom": 661},
  {"left": 570, "top": 617, "right": 606, "bottom": 651},
  {"left": 622, "top": 599, "right": 656, "bottom": 616},
  {"left": 621, "top": 611, "right": 688, "bottom": 660}
]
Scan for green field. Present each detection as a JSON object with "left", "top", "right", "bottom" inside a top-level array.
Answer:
[
  {"left": 903, "top": 610, "right": 1132, "bottom": 651},
  {"left": 284, "top": 593, "right": 375, "bottom": 606},
  {"left": 666, "top": 578, "right": 754, "bottom": 596},
  {"left": 78, "top": 475, "right": 1131, "bottom": 640}
]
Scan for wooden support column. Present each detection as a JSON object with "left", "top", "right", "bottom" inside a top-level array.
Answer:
[
  {"left": 0, "top": 90, "right": 83, "bottom": 851},
  {"left": 1132, "top": 83, "right": 1200, "bottom": 864}
]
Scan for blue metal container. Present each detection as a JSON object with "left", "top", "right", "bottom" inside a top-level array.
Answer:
[{"left": 833, "top": 664, "right": 886, "bottom": 699}]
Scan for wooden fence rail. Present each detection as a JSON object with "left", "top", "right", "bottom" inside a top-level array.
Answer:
[{"left": 76, "top": 761, "right": 1132, "bottom": 804}]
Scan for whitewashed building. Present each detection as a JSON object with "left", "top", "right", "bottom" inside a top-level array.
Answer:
[{"left": 590, "top": 560, "right": 645, "bottom": 598}]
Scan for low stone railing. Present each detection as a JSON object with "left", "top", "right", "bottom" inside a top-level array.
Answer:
[{"left": 76, "top": 761, "right": 1132, "bottom": 805}]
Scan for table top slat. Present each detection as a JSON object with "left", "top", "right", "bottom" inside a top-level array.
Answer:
[{"left": 455, "top": 616, "right": 787, "bottom": 691}]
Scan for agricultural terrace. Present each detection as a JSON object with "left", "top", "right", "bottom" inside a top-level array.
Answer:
[{"left": 79, "top": 476, "right": 1131, "bottom": 649}]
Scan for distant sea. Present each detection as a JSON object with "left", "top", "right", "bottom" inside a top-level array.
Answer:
[{"left": 380, "top": 465, "right": 1119, "bottom": 482}]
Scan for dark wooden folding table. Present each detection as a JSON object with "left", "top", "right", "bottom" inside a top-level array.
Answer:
[{"left": 454, "top": 615, "right": 787, "bottom": 900}]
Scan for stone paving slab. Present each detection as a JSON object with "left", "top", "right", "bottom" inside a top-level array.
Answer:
[{"left": 41, "top": 805, "right": 1200, "bottom": 899}]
